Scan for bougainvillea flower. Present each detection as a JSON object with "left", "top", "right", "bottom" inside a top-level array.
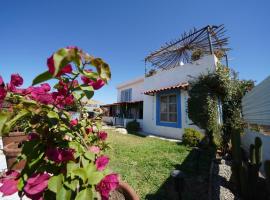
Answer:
[
  {"left": 0, "top": 76, "right": 4, "bottom": 86},
  {"left": 86, "top": 127, "right": 93, "bottom": 134},
  {"left": 10, "top": 73, "right": 23, "bottom": 87},
  {"left": 47, "top": 55, "right": 73, "bottom": 77},
  {"left": 24, "top": 173, "right": 50, "bottom": 200},
  {"left": 65, "top": 95, "right": 74, "bottom": 106},
  {"left": 80, "top": 69, "right": 93, "bottom": 85},
  {"left": 28, "top": 133, "right": 40, "bottom": 141},
  {"left": 70, "top": 118, "right": 78, "bottom": 126},
  {"left": 89, "top": 146, "right": 100, "bottom": 154},
  {"left": 46, "top": 147, "right": 75, "bottom": 163},
  {"left": 96, "top": 173, "right": 119, "bottom": 200},
  {"left": 89, "top": 78, "right": 105, "bottom": 90},
  {"left": 98, "top": 131, "right": 108, "bottom": 141},
  {"left": 0, "top": 87, "right": 7, "bottom": 101},
  {"left": 95, "top": 155, "right": 109, "bottom": 171},
  {"left": 0, "top": 170, "right": 20, "bottom": 196},
  {"left": 40, "top": 83, "right": 51, "bottom": 92}
]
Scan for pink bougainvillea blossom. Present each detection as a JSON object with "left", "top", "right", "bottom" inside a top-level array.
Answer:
[
  {"left": 90, "top": 78, "right": 105, "bottom": 90},
  {"left": 0, "top": 76, "right": 4, "bottom": 86},
  {"left": 98, "top": 131, "right": 108, "bottom": 141},
  {"left": 47, "top": 55, "right": 73, "bottom": 77},
  {"left": 96, "top": 173, "right": 119, "bottom": 200},
  {"left": 80, "top": 70, "right": 93, "bottom": 85},
  {"left": 46, "top": 147, "right": 75, "bottom": 163},
  {"left": 89, "top": 146, "right": 100, "bottom": 154},
  {"left": 28, "top": 133, "right": 40, "bottom": 141},
  {"left": 0, "top": 87, "right": 7, "bottom": 101},
  {"left": 0, "top": 170, "right": 20, "bottom": 196},
  {"left": 95, "top": 155, "right": 109, "bottom": 171},
  {"left": 86, "top": 127, "right": 93, "bottom": 134},
  {"left": 10, "top": 73, "right": 23, "bottom": 87},
  {"left": 70, "top": 118, "right": 78, "bottom": 126},
  {"left": 40, "top": 83, "right": 51, "bottom": 92},
  {"left": 24, "top": 173, "right": 50, "bottom": 200}
]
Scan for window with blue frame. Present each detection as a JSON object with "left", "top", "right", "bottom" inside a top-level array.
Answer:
[
  {"left": 156, "top": 89, "right": 182, "bottom": 128},
  {"left": 120, "top": 88, "right": 132, "bottom": 102}
]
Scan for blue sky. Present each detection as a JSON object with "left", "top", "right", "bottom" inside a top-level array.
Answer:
[{"left": 0, "top": 0, "right": 269, "bottom": 103}]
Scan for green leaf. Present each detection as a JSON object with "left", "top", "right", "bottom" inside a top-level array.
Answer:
[
  {"left": 53, "top": 48, "right": 70, "bottom": 77},
  {"left": 75, "top": 188, "right": 93, "bottom": 200},
  {"left": 64, "top": 178, "right": 79, "bottom": 191},
  {"left": 72, "top": 168, "right": 87, "bottom": 183},
  {"left": 88, "top": 171, "right": 103, "bottom": 185},
  {"left": 56, "top": 185, "right": 72, "bottom": 200},
  {"left": 67, "top": 162, "right": 78, "bottom": 175},
  {"left": 84, "top": 152, "right": 95, "bottom": 161},
  {"left": 91, "top": 58, "right": 111, "bottom": 83},
  {"left": 2, "top": 109, "right": 30, "bottom": 134},
  {"left": 17, "top": 177, "right": 25, "bottom": 191},
  {"left": 85, "top": 163, "right": 96, "bottom": 175},
  {"left": 0, "top": 111, "right": 10, "bottom": 135},
  {"left": 81, "top": 157, "right": 90, "bottom": 168},
  {"left": 47, "top": 111, "right": 59, "bottom": 125},
  {"left": 48, "top": 174, "right": 63, "bottom": 193},
  {"left": 69, "top": 142, "right": 84, "bottom": 158},
  {"left": 47, "top": 111, "right": 59, "bottom": 119},
  {"left": 32, "top": 71, "right": 53, "bottom": 86},
  {"left": 82, "top": 70, "right": 98, "bottom": 81},
  {"left": 80, "top": 85, "right": 94, "bottom": 99}
]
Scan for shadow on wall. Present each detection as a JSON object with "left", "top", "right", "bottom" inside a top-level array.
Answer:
[{"left": 145, "top": 146, "right": 216, "bottom": 200}]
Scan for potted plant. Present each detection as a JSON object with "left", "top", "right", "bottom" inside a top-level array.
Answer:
[{"left": 0, "top": 47, "right": 139, "bottom": 200}]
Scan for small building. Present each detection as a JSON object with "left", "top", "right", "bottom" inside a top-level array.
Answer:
[{"left": 102, "top": 55, "right": 218, "bottom": 139}]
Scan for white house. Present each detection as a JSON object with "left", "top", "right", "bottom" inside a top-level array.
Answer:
[{"left": 102, "top": 55, "right": 218, "bottom": 139}]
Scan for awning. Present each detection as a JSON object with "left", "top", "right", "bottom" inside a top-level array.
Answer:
[
  {"left": 101, "top": 101, "right": 143, "bottom": 107},
  {"left": 143, "top": 82, "right": 189, "bottom": 95}
]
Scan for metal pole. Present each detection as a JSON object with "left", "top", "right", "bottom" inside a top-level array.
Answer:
[
  {"left": 225, "top": 54, "right": 229, "bottom": 67},
  {"left": 207, "top": 26, "right": 214, "bottom": 54},
  {"left": 144, "top": 60, "right": 147, "bottom": 77}
]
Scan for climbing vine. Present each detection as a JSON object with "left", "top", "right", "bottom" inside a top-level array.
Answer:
[{"left": 188, "top": 63, "right": 254, "bottom": 150}]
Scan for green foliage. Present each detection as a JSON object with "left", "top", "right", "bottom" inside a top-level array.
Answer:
[
  {"left": 0, "top": 47, "right": 113, "bottom": 199},
  {"left": 32, "top": 71, "right": 53, "bottom": 86},
  {"left": 191, "top": 49, "right": 204, "bottom": 61},
  {"left": 182, "top": 128, "right": 203, "bottom": 147},
  {"left": 188, "top": 63, "right": 254, "bottom": 149},
  {"left": 126, "top": 120, "right": 140, "bottom": 133}
]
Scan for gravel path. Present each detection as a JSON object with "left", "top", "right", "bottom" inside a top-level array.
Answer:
[{"left": 211, "top": 159, "right": 241, "bottom": 200}]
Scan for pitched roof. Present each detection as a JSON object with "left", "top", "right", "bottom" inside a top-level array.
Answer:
[{"left": 143, "top": 82, "right": 189, "bottom": 95}]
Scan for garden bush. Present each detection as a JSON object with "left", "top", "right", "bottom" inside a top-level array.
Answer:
[
  {"left": 182, "top": 128, "right": 203, "bottom": 147},
  {"left": 126, "top": 120, "right": 140, "bottom": 133}
]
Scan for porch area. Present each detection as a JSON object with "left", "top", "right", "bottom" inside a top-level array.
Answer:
[{"left": 101, "top": 101, "right": 143, "bottom": 127}]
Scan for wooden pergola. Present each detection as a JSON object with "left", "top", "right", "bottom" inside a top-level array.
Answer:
[{"left": 145, "top": 25, "right": 230, "bottom": 74}]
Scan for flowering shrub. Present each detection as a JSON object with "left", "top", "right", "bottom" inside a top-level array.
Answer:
[{"left": 0, "top": 47, "right": 119, "bottom": 200}]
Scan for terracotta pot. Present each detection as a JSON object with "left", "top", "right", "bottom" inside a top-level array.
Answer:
[
  {"left": 3, "top": 141, "right": 26, "bottom": 171},
  {"left": 2, "top": 132, "right": 27, "bottom": 170},
  {"left": 2, "top": 132, "right": 28, "bottom": 147},
  {"left": 110, "top": 181, "right": 139, "bottom": 200}
]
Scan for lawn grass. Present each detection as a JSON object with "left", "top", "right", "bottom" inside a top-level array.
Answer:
[{"left": 105, "top": 130, "right": 191, "bottom": 199}]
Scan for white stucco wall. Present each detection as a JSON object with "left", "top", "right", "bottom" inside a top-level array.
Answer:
[
  {"left": 117, "top": 76, "right": 144, "bottom": 102},
  {"left": 144, "top": 55, "right": 217, "bottom": 91},
  {"left": 142, "top": 55, "right": 217, "bottom": 139}
]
